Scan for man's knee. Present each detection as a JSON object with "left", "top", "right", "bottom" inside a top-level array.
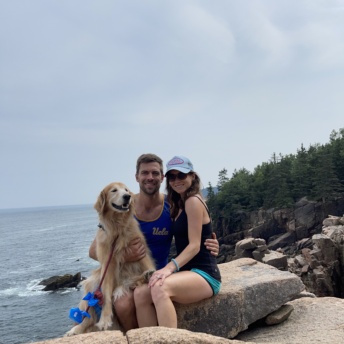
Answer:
[
  {"left": 133, "top": 285, "right": 151, "bottom": 306},
  {"left": 114, "top": 291, "right": 138, "bottom": 331},
  {"left": 114, "top": 292, "right": 134, "bottom": 316}
]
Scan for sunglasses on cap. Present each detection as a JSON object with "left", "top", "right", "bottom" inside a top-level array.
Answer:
[{"left": 167, "top": 172, "right": 189, "bottom": 181}]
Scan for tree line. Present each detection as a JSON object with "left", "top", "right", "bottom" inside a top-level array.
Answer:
[{"left": 206, "top": 128, "right": 344, "bottom": 225}]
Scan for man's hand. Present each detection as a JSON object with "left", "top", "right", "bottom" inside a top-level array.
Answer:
[
  {"left": 124, "top": 237, "right": 146, "bottom": 262},
  {"left": 204, "top": 232, "right": 219, "bottom": 257}
]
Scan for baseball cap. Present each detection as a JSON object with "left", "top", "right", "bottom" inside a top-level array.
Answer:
[{"left": 165, "top": 155, "right": 194, "bottom": 175}]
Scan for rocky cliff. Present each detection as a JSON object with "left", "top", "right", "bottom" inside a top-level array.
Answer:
[
  {"left": 216, "top": 197, "right": 344, "bottom": 298},
  {"left": 216, "top": 197, "right": 344, "bottom": 252}
]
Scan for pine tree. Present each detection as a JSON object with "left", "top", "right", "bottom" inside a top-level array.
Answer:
[
  {"left": 217, "top": 168, "right": 229, "bottom": 192},
  {"left": 291, "top": 143, "right": 312, "bottom": 200}
]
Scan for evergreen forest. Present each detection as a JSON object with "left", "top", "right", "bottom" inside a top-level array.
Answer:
[{"left": 206, "top": 128, "right": 344, "bottom": 225}]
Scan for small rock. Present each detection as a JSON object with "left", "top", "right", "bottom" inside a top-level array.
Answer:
[
  {"left": 40, "top": 272, "right": 83, "bottom": 291},
  {"left": 265, "top": 304, "right": 294, "bottom": 325}
]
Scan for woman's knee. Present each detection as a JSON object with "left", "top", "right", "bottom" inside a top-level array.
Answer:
[{"left": 151, "top": 284, "right": 170, "bottom": 305}]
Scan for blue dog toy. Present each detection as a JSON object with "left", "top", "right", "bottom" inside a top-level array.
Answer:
[
  {"left": 69, "top": 291, "right": 102, "bottom": 323},
  {"left": 68, "top": 238, "right": 116, "bottom": 325}
]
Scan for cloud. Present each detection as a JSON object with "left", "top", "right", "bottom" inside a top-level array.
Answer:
[
  {"left": 176, "top": 2, "right": 236, "bottom": 65},
  {"left": 1, "top": 0, "right": 344, "bottom": 208}
]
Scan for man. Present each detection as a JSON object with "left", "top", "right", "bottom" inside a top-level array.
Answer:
[{"left": 89, "top": 153, "right": 219, "bottom": 331}]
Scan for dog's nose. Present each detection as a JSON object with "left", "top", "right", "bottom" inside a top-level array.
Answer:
[{"left": 123, "top": 194, "right": 131, "bottom": 202}]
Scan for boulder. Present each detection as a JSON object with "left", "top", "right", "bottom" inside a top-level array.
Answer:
[
  {"left": 39, "top": 272, "right": 83, "bottom": 291},
  {"left": 127, "top": 327, "right": 251, "bottom": 344},
  {"left": 234, "top": 238, "right": 287, "bottom": 270},
  {"left": 235, "top": 297, "right": 344, "bottom": 343},
  {"left": 288, "top": 216, "right": 344, "bottom": 297},
  {"left": 267, "top": 232, "right": 296, "bottom": 250},
  {"left": 175, "top": 258, "right": 304, "bottom": 338},
  {"left": 264, "top": 304, "right": 294, "bottom": 325},
  {"left": 262, "top": 251, "right": 288, "bottom": 270},
  {"left": 30, "top": 328, "right": 256, "bottom": 344}
]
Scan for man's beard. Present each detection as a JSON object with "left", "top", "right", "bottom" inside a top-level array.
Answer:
[{"left": 140, "top": 182, "right": 160, "bottom": 195}]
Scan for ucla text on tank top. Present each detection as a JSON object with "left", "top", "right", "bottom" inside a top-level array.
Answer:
[{"left": 135, "top": 198, "right": 173, "bottom": 269}]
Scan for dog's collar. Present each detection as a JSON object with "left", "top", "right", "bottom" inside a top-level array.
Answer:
[{"left": 98, "top": 223, "right": 105, "bottom": 231}]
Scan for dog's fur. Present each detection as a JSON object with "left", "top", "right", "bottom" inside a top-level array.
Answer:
[{"left": 66, "top": 182, "right": 155, "bottom": 336}]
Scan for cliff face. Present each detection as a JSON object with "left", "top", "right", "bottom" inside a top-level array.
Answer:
[
  {"left": 215, "top": 197, "right": 344, "bottom": 247},
  {"left": 215, "top": 197, "right": 344, "bottom": 298}
]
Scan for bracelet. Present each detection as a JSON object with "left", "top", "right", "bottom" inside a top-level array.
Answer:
[{"left": 171, "top": 258, "right": 180, "bottom": 272}]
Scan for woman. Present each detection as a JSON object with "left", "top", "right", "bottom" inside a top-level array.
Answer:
[{"left": 134, "top": 155, "right": 221, "bottom": 328}]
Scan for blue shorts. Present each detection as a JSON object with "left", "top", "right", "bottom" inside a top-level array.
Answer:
[{"left": 191, "top": 268, "right": 221, "bottom": 295}]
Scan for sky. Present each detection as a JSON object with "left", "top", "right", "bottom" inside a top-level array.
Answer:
[{"left": 1, "top": 0, "right": 344, "bottom": 210}]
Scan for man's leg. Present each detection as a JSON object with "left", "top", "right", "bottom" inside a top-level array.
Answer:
[
  {"left": 114, "top": 290, "right": 138, "bottom": 332},
  {"left": 133, "top": 284, "right": 158, "bottom": 327}
]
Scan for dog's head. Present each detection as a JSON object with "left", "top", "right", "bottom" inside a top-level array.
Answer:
[{"left": 94, "top": 182, "right": 134, "bottom": 216}]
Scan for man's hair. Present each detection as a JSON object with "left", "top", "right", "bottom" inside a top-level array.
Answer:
[{"left": 136, "top": 153, "right": 164, "bottom": 175}]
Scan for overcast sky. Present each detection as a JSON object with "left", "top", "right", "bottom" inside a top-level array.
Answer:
[{"left": 1, "top": 0, "right": 343, "bottom": 210}]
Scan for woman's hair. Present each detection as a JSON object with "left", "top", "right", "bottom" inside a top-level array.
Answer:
[{"left": 166, "top": 172, "right": 202, "bottom": 219}]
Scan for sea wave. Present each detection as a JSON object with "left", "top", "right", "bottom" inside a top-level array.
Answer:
[
  {"left": 34, "top": 224, "right": 70, "bottom": 232},
  {"left": 0, "top": 279, "right": 81, "bottom": 299},
  {"left": 0, "top": 279, "right": 45, "bottom": 297}
]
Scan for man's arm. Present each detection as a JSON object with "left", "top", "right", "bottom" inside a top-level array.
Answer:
[
  {"left": 204, "top": 232, "right": 219, "bottom": 256},
  {"left": 88, "top": 237, "right": 146, "bottom": 262}
]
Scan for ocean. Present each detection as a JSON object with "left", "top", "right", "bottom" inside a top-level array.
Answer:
[{"left": 0, "top": 205, "right": 101, "bottom": 344}]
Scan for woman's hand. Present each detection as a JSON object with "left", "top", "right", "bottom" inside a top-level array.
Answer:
[{"left": 148, "top": 267, "right": 173, "bottom": 287}]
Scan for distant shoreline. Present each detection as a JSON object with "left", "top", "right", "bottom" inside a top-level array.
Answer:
[{"left": 0, "top": 203, "right": 93, "bottom": 212}]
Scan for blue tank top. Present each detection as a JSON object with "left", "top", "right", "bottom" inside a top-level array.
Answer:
[
  {"left": 135, "top": 198, "right": 173, "bottom": 270},
  {"left": 173, "top": 198, "right": 221, "bottom": 282}
]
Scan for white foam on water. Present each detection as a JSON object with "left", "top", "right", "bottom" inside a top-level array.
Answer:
[
  {"left": 28, "top": 278, "right": 45, "bottom": 289},
  {"left": 0, "top": 279, "right": 50, "bottom": 297},
  {"left": 0, "top": 286, "right": 21, "bottom": 297},
  {"left": 34, "top": 224, "right": 69, "bottom": 232},
  {"left": 58, "top": 288, "right": 76, "bottom": 295},
  {"left": 18, "top": 279, "right": 46, "bottom": 297}
]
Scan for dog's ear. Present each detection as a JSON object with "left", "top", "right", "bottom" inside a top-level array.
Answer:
[{"left": 94, "top": 190, "right": 106, "bottom": 214}]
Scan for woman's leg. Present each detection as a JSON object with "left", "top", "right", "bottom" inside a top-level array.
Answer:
[
  {"left": 151, "top": 271, "right": 213, "bottom": 328},
  {"left": 133, "top": 284, "right": 158, "bottom": 327}
]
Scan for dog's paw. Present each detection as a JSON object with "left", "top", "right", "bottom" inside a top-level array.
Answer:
[
  {"left": 64, "top": 327, "right": 78, "bottom": 337},
  {"left": 96, "top": 317, "right": 113, "bottom": 331},
  {"left": 143, "top": 269, "right": 155, "bottom": 283},
  {"left": 113, "top": 286, "right": 126, "bottom": 301}
]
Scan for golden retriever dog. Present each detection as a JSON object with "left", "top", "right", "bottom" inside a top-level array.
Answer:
[{"left": 66, "top": 182, "right": 155, "bottom": 336}]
